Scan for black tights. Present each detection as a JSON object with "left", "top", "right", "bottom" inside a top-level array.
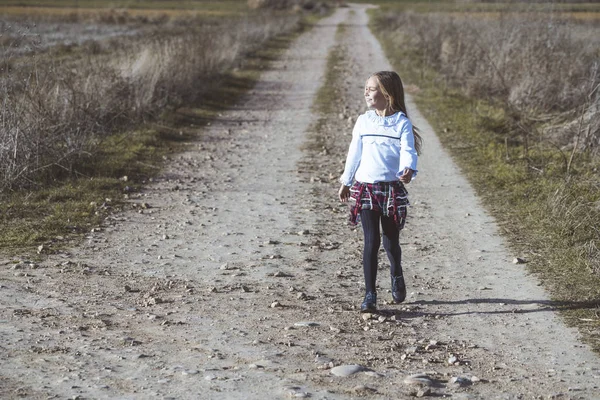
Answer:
[{"left": 360, "top": 209, "right": 403, "bottom": 293}]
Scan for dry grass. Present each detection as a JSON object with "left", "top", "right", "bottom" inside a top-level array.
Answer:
[
  {"left": 370, "top": 3, "right": 600, "bottom": 350},
  {"left": 0, "top": 10, "right": 300, "bottom": 190},
  {"left": 446, "top": 10, "right": 600, "bottom": 21},
  {"left": 374, "top": 9, "right": 600, "bottom": 154},
  {"left": 0, "top": 6, "right": 246, "bottom": 23},
  {"left": 0, "top": 1, "right": 321, "bottom": 252}
]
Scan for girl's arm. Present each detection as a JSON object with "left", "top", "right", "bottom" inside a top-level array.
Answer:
[
  {"left": 397, "top": 119, "right": 418, "bottom": 182},
  {"left": 339, "top": 117, "right": 363, "bottom": 187}
]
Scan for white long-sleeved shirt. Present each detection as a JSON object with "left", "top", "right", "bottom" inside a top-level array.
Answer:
[{"left": 340, "top": 110, "right": 418, "bottom": 186}]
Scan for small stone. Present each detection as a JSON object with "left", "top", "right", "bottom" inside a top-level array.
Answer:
[
  {"left": 449, "top": 376, "right": 471, "bottom": 387},
  {"left": 124, "top": 285, "right": 139, "bottom": 293},
  {"left": 513, "top": 257, "right": 527, "bottom": 264},
  {"left": 298, "top": 229, "right": 310, "bottom": 235},
  {"left": 290, "top": 392, "right": 309, "bottom": 398},
  {"left": 548, "top": 394, "right": 567, "bottom": 399},
  {"left": 403, "top": 373, "right": 433, "bottom": 387},
  {"left": 331, "top": 364, "right": 365, "bottom": 377},
  {"left": 294, "top": 321, "right": 319, "bottom": 327},
  {"left": 145, "top": 297, "right": 162, "bottom": 306},
  {"left": 362, "top": 313, "right": 373, "bottom": 321},
  {"left": 416, "top": 387, "right": 431, "bottom": 397},
  {"left": 270, "top": 301, "right": 283, "bottom": 308},
  {"left": 364, "top": 371, "right": 383, "bottom": 378},
  {"left": 448, "top": 355, "right": 458, "bottom": 365},
  {"left": 249, "top": 359, "right": 276, "bottom": 369},
  {"left": 204, "top": 375, "right": 217, "bottom": 380},
  {"left": 314, "top": 355, "right": 333, "bottom": 365},
  {"left": 182, "top": 369, "right": 199, "bottom": 375},
  {"left": 350, "top": 385, "right": 376, "bottom": 394},
  {"left": 296, "top": 292, "right": 308, "bottom": 300}
]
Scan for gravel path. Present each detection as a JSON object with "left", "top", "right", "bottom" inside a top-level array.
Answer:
[{"left": 1, "top": 4, "right": 599, "bottom": 399}]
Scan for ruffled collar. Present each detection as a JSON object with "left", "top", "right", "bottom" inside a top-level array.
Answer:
[{"left": 365, "top": 110, "right": 405, "bottom": 127}]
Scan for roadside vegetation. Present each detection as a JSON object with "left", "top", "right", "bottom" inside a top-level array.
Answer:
[
  {"left": 0, "top": 0, "right": 331, "bottom": 253},
  {"left": 367, "top": 1, "right": 600, "bottom": 350}
]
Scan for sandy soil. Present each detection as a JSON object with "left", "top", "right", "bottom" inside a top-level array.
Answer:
[{"left": 1, "top": 4, "right": 599, "bottom": 399}]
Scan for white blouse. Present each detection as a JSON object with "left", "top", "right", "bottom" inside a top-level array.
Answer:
[{"left": 340, "top": 110, "right": 418, "bottom": 186}]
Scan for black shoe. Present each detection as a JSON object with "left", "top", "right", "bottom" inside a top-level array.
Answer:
[
  {"left": 361, "top": 291, "right": 377, "bottom": 313},
  {"left": 391, "top": 275, "right": 406, "bottom": 303}
]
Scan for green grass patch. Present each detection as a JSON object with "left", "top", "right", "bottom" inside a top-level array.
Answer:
[
  {"left": 311, "top": 27, "right": 346, "bottom": 113},
  {"left": 304, "top": 24, "right": 347, "bottom": 154},
  {"left": 301, "top": 26, "right": 349, "bottom": 208},
  {"left": 370, "top": 8, "right": 600, "bottom": 351},
  {"left": 0, "top": 128, "right": 170, "bottom": 254}
]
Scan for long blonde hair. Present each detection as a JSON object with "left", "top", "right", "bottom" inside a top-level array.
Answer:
[{"left": 371, "top": 71, "right": 422, "bottom": 155}]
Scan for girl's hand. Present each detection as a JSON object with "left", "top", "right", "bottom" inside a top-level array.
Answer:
[
  {"left": 399, "top": 168, "right": 414, "bottom": 184},
  {"left": 339, "top": 184, "right": 351, "bottom": 202}
]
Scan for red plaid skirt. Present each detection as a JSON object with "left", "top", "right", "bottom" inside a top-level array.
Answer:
[{"left": 349, "top": 181, "right": 409, "bottom": 230}]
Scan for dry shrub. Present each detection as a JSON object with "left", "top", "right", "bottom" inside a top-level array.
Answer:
[
  {"left": 378, "top": 10, "right": 600, "bottom": 154},
  {"left": 0, "top": 12, "right": 299, "bottom": 190},
  {"left": 546, "top": 181, "right": 600, "bottom": 277},
  {"left": 0, "top": 61, "right": 136, "bottom": 186}
]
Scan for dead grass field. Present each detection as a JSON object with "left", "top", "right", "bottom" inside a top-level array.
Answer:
[
  {"left": 369, "top": 0, "right": 600, "bottom": 351},
  {"left": 0, "top": 0, "right": 318, "bottom": 250},
  {"left": 0, "top": 0, "right": 249, "bottom": 11},
  {"left": 0, "top": 4, "right": 248, "bottom": 20}
]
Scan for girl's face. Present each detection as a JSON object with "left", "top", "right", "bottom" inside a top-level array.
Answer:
[{"left": 364, "top": 76, "right": 387, "bottom": 111}]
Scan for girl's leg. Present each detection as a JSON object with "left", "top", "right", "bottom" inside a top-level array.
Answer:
[
  {"left": 381, "top": 214, "right": 406, "bottom": 303},
  {"left": 360, "top": 209, "right": 381, "bottom": 293},
  {"left": 381, "top": 215, "right": 402, "bottom": 276}
]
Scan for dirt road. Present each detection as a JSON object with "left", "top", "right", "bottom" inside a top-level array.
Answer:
[{"left": 2, "top": 4, "right": 599, "bottom": 399}]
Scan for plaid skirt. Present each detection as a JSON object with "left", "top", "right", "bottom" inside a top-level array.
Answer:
[{"left": 349, "top": 181, "right": 410, "bottom": 230}]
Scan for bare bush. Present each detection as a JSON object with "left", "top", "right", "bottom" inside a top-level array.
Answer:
[
  {"left": 0, "top": 12, "right": 299, "bottom": 190},
  {"left": 377, "top": 10, "right": 600, "bottom": 155}
]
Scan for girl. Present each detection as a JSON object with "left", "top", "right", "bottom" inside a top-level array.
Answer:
[{"left": 338, "top": 71, "right": 422, "bottom": 313}]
